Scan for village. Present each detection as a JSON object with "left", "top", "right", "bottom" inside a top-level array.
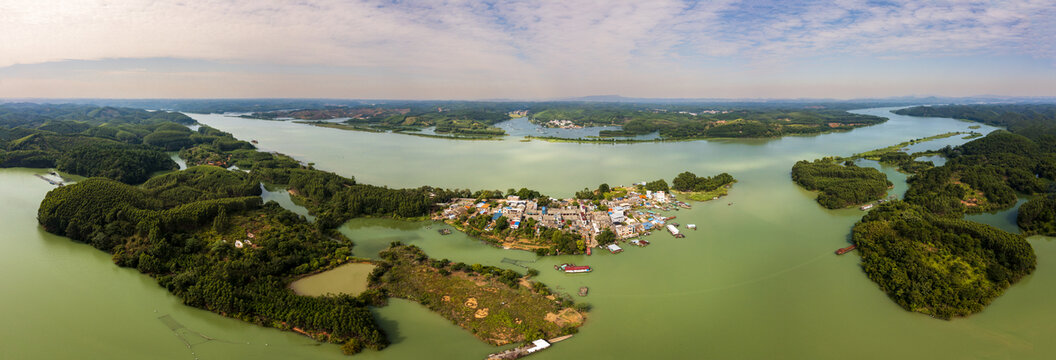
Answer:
[{"left": 435, "top": 184, "right": 695, "bottom": 254}]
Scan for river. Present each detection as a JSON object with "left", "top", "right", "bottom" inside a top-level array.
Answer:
[{"left": 3, "top": 107, "right": 1055, "bottom": 359}]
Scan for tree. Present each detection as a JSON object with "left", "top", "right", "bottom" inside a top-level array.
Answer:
[{"left": 596, "top": 229, "right": 617, "bottom": 245}]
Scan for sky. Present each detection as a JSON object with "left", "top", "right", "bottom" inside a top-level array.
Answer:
[{"left": 1, "top": 0, "right": 1055, "bottom": 100}]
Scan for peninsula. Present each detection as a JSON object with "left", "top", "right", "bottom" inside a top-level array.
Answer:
[
  {"left": 435, "top": 173, "right": 734, "bottom": 255},
  {"left": 1, "top": 103, "right": 587, "bottom": 356}
]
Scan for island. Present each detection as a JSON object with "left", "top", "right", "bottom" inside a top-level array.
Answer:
[
  {"left": 237, "top": 101, "right": 889, "bottom": 142},
  {"left": 791, "top": 159, "right": 892, "bottom": 209},
  {"left": 811, "top": 104, "right": 1056, "bottom": 319}
]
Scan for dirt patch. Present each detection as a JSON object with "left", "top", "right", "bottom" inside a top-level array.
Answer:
[
  {"left": 465, "top": 297, "right": 478, "bottom": 309},
  {"left": 474, "top": 308, "right": 490, "bottom": 318},
  {"left": 544, "top": 308, "right": 584, "bottom": 327},
  {"left": 442, "top": 295, "right": 451, "bottom": 302}
]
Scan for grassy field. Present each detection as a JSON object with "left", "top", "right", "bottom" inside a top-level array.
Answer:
[{"left": 371, "top": 245, "right": 584, "bottom": 346}]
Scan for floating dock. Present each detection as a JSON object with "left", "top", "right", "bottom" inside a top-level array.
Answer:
[{"left": 486, "top": 336, "right": 573, "bottom": 360}]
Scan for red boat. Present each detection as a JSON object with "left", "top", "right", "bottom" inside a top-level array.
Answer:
[
  {"left": 835, "top": 244, "right": 857, "bottom": 255},
  {"left": 555, "top": 263, "right": 592, "bottom": 273}
]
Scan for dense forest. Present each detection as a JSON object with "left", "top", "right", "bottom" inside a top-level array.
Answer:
[
  {"left": 542, "top": 108, "right": 887, "bottom": 139},
  {"left": 0, "top": 103, "right": 210, "bottom": 183},
  {"left": 791, "top": 159, "right": 892, "bottom": 209},
  {"left": 672, "top": 171, "right": 736, "bottom": 192},
  {"left": 8, "top": 103, "right": 590, "bottom": 354},
  {"left": 238, "top": 101, "right": 888, "bottom": 140},
  {"left": 246, "top": 103, "right": 513, "bottom": 137},
  {"left": 895, "top": 106, "right": 1056, "bottom": 217},
  {"left": 853, "top": 201, "right": 1035, "bottom": 319},
  {"left": 894, "top": 104, "right": 1056, "bottom": 134},
  {"left": 841, "top": 104, "right": 1056, "bottom": 318},
  {"left": 37, "top": 171, "right": 389, "bottom": 352}
]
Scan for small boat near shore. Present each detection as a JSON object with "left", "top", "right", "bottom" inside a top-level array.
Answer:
[{"left": 835, "top": 244, "right": 857, "bottom": 255}]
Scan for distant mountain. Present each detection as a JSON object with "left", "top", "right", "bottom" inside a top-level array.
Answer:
[{"left": 3, "top": 95, "right": 1054, "bottom": 114}]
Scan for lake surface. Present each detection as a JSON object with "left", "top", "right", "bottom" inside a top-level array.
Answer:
[
  {"left": 289, "top": 262, "right": 376, "bottom": 297},
  {"left": 4, "top": 107, "right": 1056, "bottom": 359}
]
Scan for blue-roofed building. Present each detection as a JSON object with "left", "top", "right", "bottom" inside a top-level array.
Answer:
[{"left": 492, "top": 213, "right": 502, "bottom": 221}]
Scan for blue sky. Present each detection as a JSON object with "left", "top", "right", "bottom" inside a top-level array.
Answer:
[{"left": 1, "top": 0, "right": 1054, "bottom": 99}]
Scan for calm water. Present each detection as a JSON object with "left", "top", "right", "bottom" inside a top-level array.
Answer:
[
  {"left": 4, "top": 107, "right": 1056, "bottom": 359},
  {"left": 289, "top": 263, "right": 376, "bottom": 297}
]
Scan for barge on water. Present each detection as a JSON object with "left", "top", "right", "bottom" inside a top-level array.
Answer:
[
  {"left": 555, "top": 263, "right": 592, "bottom": 273},
  {"left": 667, "top": 224, "right": 684, "bottom": 238},
  {"left": 835, "top": 244, "right": 857, "bottom": 255}
]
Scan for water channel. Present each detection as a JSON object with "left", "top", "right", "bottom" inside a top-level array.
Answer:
[{"left": 3, "top": 107, "right": 1055, "bottom": 359}]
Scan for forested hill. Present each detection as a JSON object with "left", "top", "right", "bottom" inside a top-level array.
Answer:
[
  {"left": 0, "top": 103, "right": 194, "bottom": 127},
  {"left": 0, "top": 104, "right": 221, "bottom": 183},
  {"left": 10, "top": 103, "right": 585, "bottom": 354},
  {"left": 838, "top": 104, "right": 1056, "bottom": 319},
  {"left": 894, "top": 104, "right": 1056, "bottom": 134},
  {"left": 895, "top": 104, "right": 1056, "bottom": 233}
]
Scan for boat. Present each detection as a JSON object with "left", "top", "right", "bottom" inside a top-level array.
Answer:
[
  {"left": 250, "top": 139, "right": 259, "bottom": 144},
  {"left": 554, "top": 263, "right": 592, "bottom": 273},
  {"left": 860, "top": 204, "right": 874, "bottom": 211},
  {"left": 630, "top": 239, "right": 650, "bottom": 247},
  {"left": 606, "top": 244, "right": 623, "bottom": 254},
  {"left": 687, "top": 224, "right": 697, "bottom": 230},
  {"left": 486, "top": 338, "right": 553, "bottom": 360},
  {"left": 835, "top": 244, "right": 857, "bottom": 255},
  {"left": 667, "top": 224, "right": 681, "bottom": 237}
]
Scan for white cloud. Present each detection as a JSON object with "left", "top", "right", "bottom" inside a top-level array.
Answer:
[{"left": 0, "top": 0, "right": 1053, "bottom": 98}]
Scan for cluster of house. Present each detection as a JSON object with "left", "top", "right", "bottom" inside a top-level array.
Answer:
[
  {"left": 437, "top": 186, "right": 690, "bottom": 247},
  {"left": 542, "top": 119, "right": 583, "bottom": 129}
]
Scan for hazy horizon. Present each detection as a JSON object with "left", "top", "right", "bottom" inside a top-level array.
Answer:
[{"left": 3, "top": 0, "right": 1055, "bottom": 99}]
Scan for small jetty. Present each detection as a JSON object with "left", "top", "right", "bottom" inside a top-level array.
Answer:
[
  {"left": 835, "top": 244, "right": 857, "bottom": 255},
  {"left": 486, "top": 335, "right": 573, "bottom": 360},
  {"left": 578, "top": 287, "right": 589, "bottom": 297},
  {"left": 35, "top": 174, "right": 63, "bottom": 186}
]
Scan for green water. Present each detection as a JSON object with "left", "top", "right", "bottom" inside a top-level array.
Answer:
[
  {"left": 289, "top": 263, "right": 376, "bottom": 297},
  {"left": 4, "top": 107, "right": 1056, "bottom": 359}
]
